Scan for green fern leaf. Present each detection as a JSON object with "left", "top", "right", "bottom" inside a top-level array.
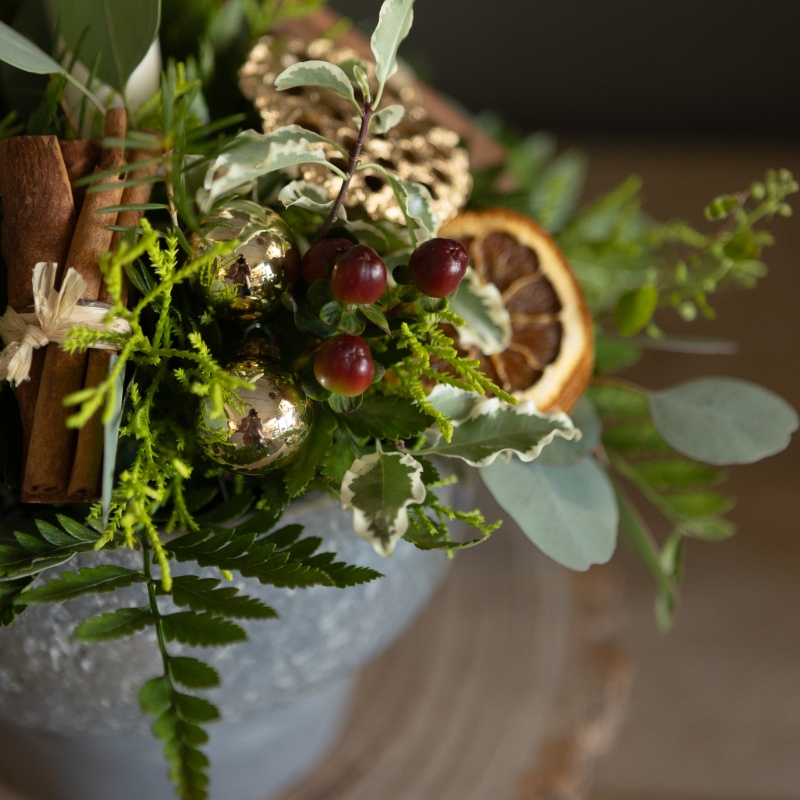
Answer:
[
  {"left": 23, "top": 566, "right": 146, "bottom": 605},
  {"left": 173, "top": 693, "right": 220, "bottom": 723},
  {"left": 161, "top": 611, "right": 247, "bottom": 646},
  {"left": 171, "top": 576, "right": 277, "bottom": 620},
  {"left": 0, "top": 576, "right": 34, "bottom": 627},
  {"left": 167, "top": 531, "right": 334, "bottom": 589},
  {"left": 169, "top": 657, "right": 220, "bottom": 689},
  {"left": 322, "top": 563, "right": 384, "bottom": 588},
  {"left": 74, "top": 607, "right": 155, "bottom": 642},
  {"left": 284, "top": 406, "right": 337, "bottom": 497}
]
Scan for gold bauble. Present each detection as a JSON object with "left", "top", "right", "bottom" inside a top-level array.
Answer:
[
  {"left": 239, "top": 36, "right": 472, "bottom": 227},
  {"left": 194, "top": 200, "right": 300, "bottom": 323},
  {"left": 199, "top": 358, "right": 312, "bottom": 475}
]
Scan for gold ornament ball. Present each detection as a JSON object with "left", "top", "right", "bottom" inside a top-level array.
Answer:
[
  {"left": 194, "top": 200, "right": 300, "bottom": 323},
  {"left": 199, "top": 358, "right": 312, "bottom": 475}
]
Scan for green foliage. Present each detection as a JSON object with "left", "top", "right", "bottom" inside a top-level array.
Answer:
[
  {"left": 614, "top": 286, "right": 658, "bottom": 336},
  {"left": 284, "top": 405, "right": 337, "bottom": 497},
  {"left": 171, "top": 576, "right": 276, "bottom": 619},
  {"left": 391, "top": 318, "right": 516, "bottom": 441},
  {"left": 648, "top": 377, "right": 799, "bottom": 465},
  {"left": 22, "top": 566, "right": 146, "bottom": 604},
  {"left": 0, "top": 516, "right": 100, "bottom": 581},
  {"left": 340, "top": 447, "right": 425, "bottom": 556},
  {"left": 590, "top": 380, "right": 754, "bottom": 627},
  {"left": 470, "top": 122, "right": 798, "bottom": 327},
  {"left": 342, "top": 395, "right": 433, "bottom": 441},
  {"left": 482, "top": 457, "right": 618, "bottom": 571},
  {"left": 0, "top": 18, "right": 104, "bottom": 111},
  {"left": 422, "top": 403, "right": 576, "bottom": 467},
  {"left": 48, "top": 0, "right": 161, "bottom": 93},
  {"left": 75, "top": 607, "right": 156, "bottom": 642},
  {"left": 0, "top": 576, "right": 34, "bottom": 627},
  {"left": 162, "top": 611, "right": 246, "bottom": 646}
]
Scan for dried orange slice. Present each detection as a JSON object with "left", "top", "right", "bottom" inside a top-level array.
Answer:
[{"left": 440, "top": 209, "right": 594, "bottom": 413}]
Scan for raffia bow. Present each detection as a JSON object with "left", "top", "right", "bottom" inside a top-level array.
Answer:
[{"left": 0, "top": 262, "right": 132, "bottom": 386}]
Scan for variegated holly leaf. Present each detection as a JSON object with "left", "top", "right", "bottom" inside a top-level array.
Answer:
[
  {"left": 199, "top": 127, "right": 344, "bottom": 211},
  {"left": 340, "top": 449, "right": 426, "bottom": 556},
  {"left": 449, "top": 267, "right": 512, "bottom": 355},
  {"left": 275, "top": 61, "right": 359, "bottom": 109},
  {"left": 425, "top": 385, "right": 484, "bottom": 425},
  {"left": 422, "top": 399, "right": 578, "bottom": 467},
  {"left": 278, "top": 180, "right": 346, "bottom": 220}
]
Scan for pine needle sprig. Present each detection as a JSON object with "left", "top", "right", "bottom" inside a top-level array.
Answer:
[{"left": 392, "top": 319, "right": 516, "bottom": 442}]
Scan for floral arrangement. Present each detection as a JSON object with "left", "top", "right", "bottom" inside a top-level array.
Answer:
[{"left": 0, "top": 0, "right": 797, "bottom": 797}]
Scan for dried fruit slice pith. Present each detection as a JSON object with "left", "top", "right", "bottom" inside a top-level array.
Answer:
[{"left": 440, "top": 209, "right": 594, "bottom": 413}]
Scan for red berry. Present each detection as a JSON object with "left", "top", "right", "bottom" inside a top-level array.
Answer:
[
  {"left": 330, "top": 245, "right": 387, "bottom": 304},
  {"left": 301, "top": 238, "right": 353, "bottom": 285},
  {"left": 314, "top": 334, "right": 375, "bottom": 397},
  {"left": 408, "top": 238, "right": 469, "bottom": 298}
]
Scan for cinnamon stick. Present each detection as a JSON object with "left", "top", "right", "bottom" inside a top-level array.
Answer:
[
  {"left": 68, "top": 146, "right": 161, "bottom": 501},
  {"left": 0, "top": 136, "right": 77, "bottom": 475},
  {"left": 59, "top": 140, "right": 102, "bottom": 217},
  {"left": 22, "top": 109, "right": 127, "bottom": 502}
]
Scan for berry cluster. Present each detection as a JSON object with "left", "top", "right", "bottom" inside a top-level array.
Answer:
[{"left": 305, "top": 237, "right": 469, "bottom": 398}]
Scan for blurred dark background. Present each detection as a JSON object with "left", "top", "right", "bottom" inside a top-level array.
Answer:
[{"left": 332, "top": 0, "right": 800, "bottom": 137}]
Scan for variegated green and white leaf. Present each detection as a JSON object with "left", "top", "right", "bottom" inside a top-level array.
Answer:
[
  {"left": 372, "top": 103, "right": 405, "bottom": 134},
  {"left": 371, "top": 0, "right": 415, "bottom": 92},
  {"left": 422, "top": 399, "right": 578, "bottom": 467},
  {"left": 275, "top": 60, "right": 359, "bottom": 110},
  {"left": 199, "top": 127, "right": 345, "bottom": 211},
  {"left": 425, "top": 385, "right": 484, "bottom": 425},
  {"left": 364, "top": 165, "right": 438, "bottom": 245},
  {"left": 449, "top": 267, "right": 512, "bottom": 355},
  {"left": 278, "top": 180, "right": 346, "bottom": 220},
  {"left": 340, "top": 449, "right": 426, "bottom": 556}
]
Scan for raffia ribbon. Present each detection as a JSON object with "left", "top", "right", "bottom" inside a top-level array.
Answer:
[{"left": 0, "top": 262, "right": 131, "bottom": 386}]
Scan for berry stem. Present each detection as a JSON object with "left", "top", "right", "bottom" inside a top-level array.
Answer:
[{"left": 316, "top": 101, "right": 373, "bottom": 243}]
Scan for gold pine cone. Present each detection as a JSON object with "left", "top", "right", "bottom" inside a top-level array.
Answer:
[{"left": 239, "top": 36, "right": 472, "bottom": 228}]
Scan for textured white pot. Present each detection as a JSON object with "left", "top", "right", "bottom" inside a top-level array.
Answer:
[{"left": 0, "top": 485, "right": 468, "bottom": 800}]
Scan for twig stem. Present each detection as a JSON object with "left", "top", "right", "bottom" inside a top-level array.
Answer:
[{"left": 315, "top": 102, "right": 373, "bottom": 243}]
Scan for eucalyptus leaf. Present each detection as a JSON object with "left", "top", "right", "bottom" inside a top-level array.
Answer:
[
  {"left": 449, "top": 267, "right": 512, "bottom": 355},
  {"left": 371, "top": 103, "right": 404, "bottom": 134},
  {"left": 274, "top": 60, "right": 358, "bottom": 109},
  {"left": 200, "top": 127, "right": 344, "bottom": 211},
  {"left": 648, "top": 377, "right": 798, "bottom": 465},
  {"left": 481, "top": 457, "right": 618, "bottom": 571},
  {"left": 422, "top": 399, "right": 577, "bottom": 467},
  {"left": 47, "top": 0, "right": 161, "bottom": 93},
  {"left": 340, "top": 449, "right": 426, "bottom": 556},
  {"left": 370, "top": 0, "right": 415, "bottom": 92}
]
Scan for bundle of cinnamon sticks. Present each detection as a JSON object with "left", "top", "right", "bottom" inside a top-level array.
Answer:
[{"left": 0, "top": 109, "right": 159, "bottom": 503}]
